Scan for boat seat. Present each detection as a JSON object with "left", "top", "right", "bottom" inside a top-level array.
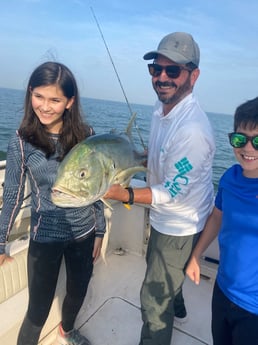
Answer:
[
  {"left": 0, "top": 237, "right": 30, "bottom": 345},
  {"left": 0, "top": 247, "right": 28, "bottom": 303},
  {"left": 0, "top": 235, "right": 66, "bottom": 345}
]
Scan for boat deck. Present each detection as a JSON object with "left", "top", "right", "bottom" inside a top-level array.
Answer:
[
  {"left": 39, "top": 250, "right": 216, "bottom": 345},
  {"left": 0, "top": 173, "right": 218, "bottom": 345}
]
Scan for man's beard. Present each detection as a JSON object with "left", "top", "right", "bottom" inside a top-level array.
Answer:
[{"left": 153, "top": 75, "right": 192, "bottom": 105}]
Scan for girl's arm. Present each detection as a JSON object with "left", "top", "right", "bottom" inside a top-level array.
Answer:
[{"left": 0, "top": 134, "right": 26, "bottom": 256}]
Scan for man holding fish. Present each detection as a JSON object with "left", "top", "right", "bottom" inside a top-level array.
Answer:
[{"left": 104, "top": 31, "right": 215, "bottom": 345}]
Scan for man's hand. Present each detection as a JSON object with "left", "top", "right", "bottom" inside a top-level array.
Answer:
[{"left": 103, "top": 184, "right": 129, "bottom": 202}]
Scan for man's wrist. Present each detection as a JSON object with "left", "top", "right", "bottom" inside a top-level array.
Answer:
[{"left": 123, "top": 187, "right": 134, "bottom": 205}]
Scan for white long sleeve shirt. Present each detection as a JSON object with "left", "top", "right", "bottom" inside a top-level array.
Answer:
[{"left": 148, "top": 93, "right": 215, "bottom": 236}]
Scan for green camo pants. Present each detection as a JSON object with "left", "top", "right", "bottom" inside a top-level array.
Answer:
[{"left": 139, "top": 227, "right": 200, "bottom": 345}]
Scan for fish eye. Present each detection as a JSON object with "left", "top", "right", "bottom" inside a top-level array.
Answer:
[{"left": 79, "top": 170, "right": 87, "bottom": 178}]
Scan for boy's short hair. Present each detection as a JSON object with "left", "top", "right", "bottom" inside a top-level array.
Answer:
[{"left": 234, "top": 97, "right": 258, "bottom": 131}]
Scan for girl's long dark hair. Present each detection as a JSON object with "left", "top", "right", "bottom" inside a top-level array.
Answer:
[{"left": 19, "top": 61, "right": 92, "bottom": 160}]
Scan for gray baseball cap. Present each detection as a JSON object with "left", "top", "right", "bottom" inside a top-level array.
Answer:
[{"left": 143, "top": 32, "right": 200, "bottom": 67}]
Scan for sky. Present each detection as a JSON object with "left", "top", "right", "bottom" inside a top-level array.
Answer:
[{"left": 0, "top": 0, "right": 258, "bottom": 115}]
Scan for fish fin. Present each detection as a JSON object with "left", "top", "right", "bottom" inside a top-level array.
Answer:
[
  {"left": 125, "top": 112, "right": 137, "bottom": 139},
  {"left": 101, "top": 197, "right": 131, "bottom": 210},
  {"left": 114, "top": 167, "right": 147, "bottom": 185},
  {"left": 124, "top": 112, "right": 147, "bottom": 157},
  {"left": 100, "top": 198, "right": 113, "bottom": 210}
]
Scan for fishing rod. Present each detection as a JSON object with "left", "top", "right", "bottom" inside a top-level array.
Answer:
[{"left": 90, "top": 6, "right": 146, "bottom": 150}]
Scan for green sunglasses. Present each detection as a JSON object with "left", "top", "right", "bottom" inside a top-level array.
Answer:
[{"left": 228, "top": 132, "right": 258, "bottom": 150}]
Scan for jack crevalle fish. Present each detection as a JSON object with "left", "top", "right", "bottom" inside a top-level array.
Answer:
[{"left": 51, "top": 114, "right": 146, "bottom": 208}]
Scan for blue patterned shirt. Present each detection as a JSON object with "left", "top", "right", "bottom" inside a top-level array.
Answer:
[{"left": 0, "top": 132, "right": 106, "bottom": 254}]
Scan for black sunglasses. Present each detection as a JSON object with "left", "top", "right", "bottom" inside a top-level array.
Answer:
[
  {"left": 228, "top": 132, "right": 258, "bottom": 150},
  {"left": 148, "top": 63, "right": 191, "bottom": 79}
]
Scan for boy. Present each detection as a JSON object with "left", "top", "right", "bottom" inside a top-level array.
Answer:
[{"left": 186, "top": 97, "right": 258, "bottom": 345}]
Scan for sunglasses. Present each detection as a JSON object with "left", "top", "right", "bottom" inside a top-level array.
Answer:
[
  {"left": 148, "top": 63, "right": 191, "bottom": 79},
  {"left": 228, "top": 132, "right": 258, "bottom": 150}
]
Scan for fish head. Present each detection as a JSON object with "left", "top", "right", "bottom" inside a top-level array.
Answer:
[{"left": 51, "top": 141, "right": 109, "bottom": 207}]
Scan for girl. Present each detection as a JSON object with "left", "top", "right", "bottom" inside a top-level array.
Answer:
[{"left": 0, "top": 61, "right": 106, "bottom": 345}]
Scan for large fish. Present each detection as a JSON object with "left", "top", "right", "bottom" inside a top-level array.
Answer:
[{"left": 51, "top": 114, "right": 147, "bottom": 208}]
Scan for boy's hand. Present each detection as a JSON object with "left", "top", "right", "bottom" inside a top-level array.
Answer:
[{"left": 186, "top": 256, "right": 201, "bottom": 285}]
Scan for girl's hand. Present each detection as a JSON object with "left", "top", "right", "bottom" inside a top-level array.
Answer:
[
  {"left": 92, "top": 237, "right": 103, "bottom": 263},
  {"left": 0, "top": 253, "right": 13, "bottom": 266}
]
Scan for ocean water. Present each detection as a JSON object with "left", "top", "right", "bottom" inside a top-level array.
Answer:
[{"left": 0, "top": 87, "right": 236, "bottom": 190}]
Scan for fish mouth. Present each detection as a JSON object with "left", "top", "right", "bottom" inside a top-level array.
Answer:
[{"left": 51, "top": 186, "right": 88, "bottom": 207}]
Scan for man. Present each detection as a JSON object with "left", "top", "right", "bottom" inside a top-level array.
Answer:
[{"left": 104, "top": 32, "right": 215, "bottom": 345}]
